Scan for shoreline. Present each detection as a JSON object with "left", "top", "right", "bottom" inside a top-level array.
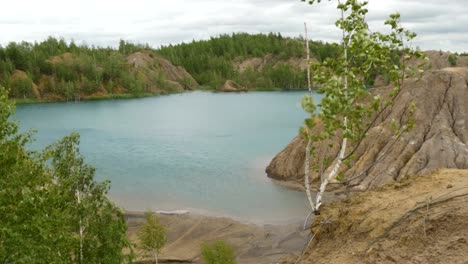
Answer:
[
  {"left": 125, "top": 210, "right": 310, "bottom": 264},
  {"left": 11, "top": 88, "right": 308, "bottom": 105},
  {"left": 11, "top": 91, "right": 177, "bottom": 105},
  {"left": 125, "top": 207, "right": 307, "bottom": 227}
]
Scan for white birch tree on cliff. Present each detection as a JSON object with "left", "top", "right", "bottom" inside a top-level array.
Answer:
[{"left": 300, "top": 0, "right": 425, "bottom": 215}]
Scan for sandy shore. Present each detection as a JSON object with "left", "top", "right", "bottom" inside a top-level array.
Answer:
[{"left": 126, "top": 211, "right": 310, "bottom": 264}]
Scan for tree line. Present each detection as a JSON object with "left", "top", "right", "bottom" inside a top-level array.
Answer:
[
  {"left": 0, "top": 38, "right": 173, "bottom": 100},
  {"left": 157, "top": 32, "right": 341, "bottom": 89},
  {"left": 0, "top": 34, "right": 342, "bottom": 100}
]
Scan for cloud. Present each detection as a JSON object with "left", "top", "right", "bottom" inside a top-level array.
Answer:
[{"left": 0, "top": 0, "right": 466, "bottom": 52}]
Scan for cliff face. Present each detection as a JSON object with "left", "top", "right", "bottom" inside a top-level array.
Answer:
[
  {"left": 127, "top": 51, "right": 198, "bottom": 91},
  {"left": 234, "top": 54, "right": 311, "bottom": 73},
  {"left": 266, "top": 67, "right": 468, "bottom": 190}
]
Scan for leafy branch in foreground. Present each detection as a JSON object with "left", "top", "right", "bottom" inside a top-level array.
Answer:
[
  {"left": 0, "top": 86, "right": 133, "bottom": 263},
  {"left": 300, "top": 0, "right": 425, "bottom": 214}
]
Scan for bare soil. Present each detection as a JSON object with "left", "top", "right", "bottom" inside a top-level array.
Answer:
[
  {"left": 126, "top": 212, "right": 309, "bottom": 264},
  {"left": 285, "top": 169, "right": 468, "bottom": 264}
]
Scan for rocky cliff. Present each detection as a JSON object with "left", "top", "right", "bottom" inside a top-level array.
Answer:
[
  {"left": 127, "top": 51, "right": 198, "bottom": 91},
  {"left": 267, "top": 67, "right": 468, "bottom": 190},
  {"left": 234, "top": 53, "right": 311, "bottom": 73}
]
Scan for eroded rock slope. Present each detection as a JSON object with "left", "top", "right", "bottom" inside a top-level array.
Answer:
[{"left": 267, "top": 67, "right": 468, "bottom": 190}]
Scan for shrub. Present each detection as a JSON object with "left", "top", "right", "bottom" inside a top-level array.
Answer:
[{"left": 201, "top": 240, "right": 236, "bottom": 264}]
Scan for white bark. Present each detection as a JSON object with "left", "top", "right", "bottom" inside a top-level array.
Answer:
[
  {"left": 310, "top": 3, "right": 350, "bottom": 213},
  {"left": 303, "top": 22, "right": 316, "bottom": 212},
  {"left": 315, "top": 119, "right": 347, "bottom": 211},
  {"left": 304, "top": 140, "right": 315, "bottom": 211},
  {"left": 155, "top": 252, "right": 158, "bottom": 264},
  {"left": 76, "top": 189, "right": 83, "bottom": 264}
]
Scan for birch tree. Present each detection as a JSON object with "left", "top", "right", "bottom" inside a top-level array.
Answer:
[
  {"left": 137, "top": 212, "right": 167, "bottom": 264},
  {"left": 45, "top": 133, "right": 133, "bottom": 263},
  {"left": 0, "top": 87, "right": 133, "bottom": 263},
  {"left": 301, "top": 0, "right": 424, "bottom": 214}
]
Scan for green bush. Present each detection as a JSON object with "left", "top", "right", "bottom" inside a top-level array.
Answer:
[
  {"left": 201, "top": 241, "right": 236, "bottom": 264},
  {"left": 448, "top": 54, "right": 457, "bottom": 66},
  {"left": 10, "top": 76, "right": 32, "bottom": 98}
]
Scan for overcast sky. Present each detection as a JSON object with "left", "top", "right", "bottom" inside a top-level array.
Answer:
[{"left": 0, "top": 0, "right": 466, "bottom": 52}]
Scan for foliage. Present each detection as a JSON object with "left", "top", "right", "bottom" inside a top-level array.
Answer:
[
  {"left": 300, "top": 0, "right": 424, "bottom": 212},
  {"left": 0, "top": 34, "right": 341, "bottom": 99},
  {"left": 201, "top": 240, "right": 236, "bottom": 264},
  {"left": 0, "top": 37, "right": 162, "bottom": 100},
  {"left": 137, "top": 211, "right": 167, "bottom": 263},
  {"left": 448, "top": 54, "right": 457, "bottom": 66},
  {"left": 157, "top": 32, "right": 340, "bottom": 89},
  {"left": 0, "top": 87, "right": 132, "bottom": 263},
  {"left": 10, "top": 76, "right": 33, "bottom": 98}
]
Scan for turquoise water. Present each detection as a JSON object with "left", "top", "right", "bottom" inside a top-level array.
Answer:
[{"left": 15, "top": 91, "right": 316, "bottom": 223}]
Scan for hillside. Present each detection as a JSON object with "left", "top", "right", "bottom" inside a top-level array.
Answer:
[
  {"left": 267, "top": 67, "right": 468, "bottom": 190},
  {"left": 0, "top": 38, "right": 200, "bottom": 102},
  {"left": 285, "top": 169, "right": 468, "bottom": 264},
  {"left": 157, "top": 33, "right": 340, "bottom": 90},
  {"left": 0, "top": 34, "right": 341, "bottom": 101},
  {"left": 1, "top": 35, "right": 466, "bottom": 101}
]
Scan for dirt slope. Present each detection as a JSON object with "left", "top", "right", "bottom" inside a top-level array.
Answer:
[
  {"left": 217, "top": 80, "right": 246, "bottom": 92},
  {"left": 285, "top": 169, "right": 468, "bottom": 264},
  {"left": 416, "top": 51, "right": 468, "bottom": 70},
  {"left": 127, "top": 51, "right": 198, "bottom": 90},
  {"left": 267, "top": 67, "right": 468, "bottom": 191},
  {"left": 126, "top": 213, "right": 309, "bottom": 264},
  {"left": 234, "top": 54, "right": 311, "bottom": 73}
]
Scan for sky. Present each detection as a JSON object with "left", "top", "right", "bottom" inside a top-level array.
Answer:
[{"left": 0, "top": 0, "right": 466, "bottom": 52}]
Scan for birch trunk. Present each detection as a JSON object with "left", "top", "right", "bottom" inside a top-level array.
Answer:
[
  {"left": 76, "top": 189, "right": 84, "bottom": 264},
  {"left": 315, "top": 119, "right": 347, "bottom": 211},
  {"left": 311, "top": 2, "right": 349, "bottom": 213},
  {"left": 303, "top": 22, "right": 316, "bottom": 212}
]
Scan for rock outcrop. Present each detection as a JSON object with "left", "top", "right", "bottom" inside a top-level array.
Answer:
[
  {"left": 217, "top": 80, "right": 246, "bottom": 92},
  {"left": 418, "top": 51, "right": 468, "bottom": 70},
  {"left": 127, "top": 51, "right": 199, "bottom": 90},
  {"left": 267, "top": 67, "right": 468, "bottom": 190},
  {"left": 234, "top": 53, "right": 312, "bottom": 73}
]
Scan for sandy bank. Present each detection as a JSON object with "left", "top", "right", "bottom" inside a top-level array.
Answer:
[
  {"left": 292, "top": 169, "right": 468, "bottom": 264},
  {"left": 126, "top": 211, "right": 310, "bottom": 263}
]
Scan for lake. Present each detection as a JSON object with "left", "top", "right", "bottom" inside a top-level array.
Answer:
[{"left": 15, "top": 91, "right": 318, "bottom": 224}]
